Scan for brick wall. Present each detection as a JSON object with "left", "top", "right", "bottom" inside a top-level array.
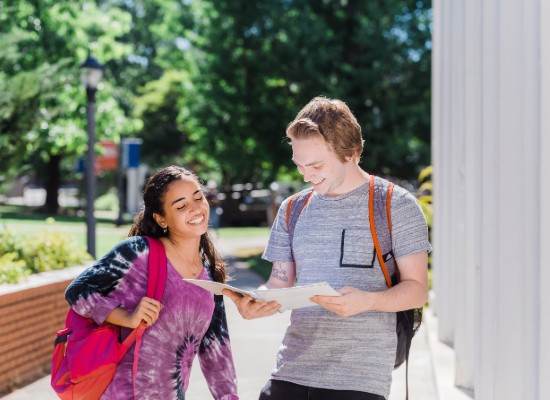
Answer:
[{"left": 0, "top": 267, "right": 84, "bottom": 396}]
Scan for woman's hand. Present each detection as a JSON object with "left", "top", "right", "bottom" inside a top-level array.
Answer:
[
  {"left": 128, "top": 297, "right": 163, "bottom": 327},
  {"left": 222, "top": 289, "right": 281, "bottom": 319},
  {"left": 106, "top": 297, "right": 163, "bottom": 328}
]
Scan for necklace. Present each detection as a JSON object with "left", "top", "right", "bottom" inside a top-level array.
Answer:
[{"left": 168, "top": 239, "right": 201, "bottom": 277}]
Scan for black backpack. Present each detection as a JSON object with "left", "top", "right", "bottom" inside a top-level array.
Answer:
[{"left": 285, "top": 175, "right": 422, "bottom": 399}]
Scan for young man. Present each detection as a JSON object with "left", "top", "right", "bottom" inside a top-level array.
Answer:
[{"left": 224, "top": 97, "right": 431, "bottom": 400}]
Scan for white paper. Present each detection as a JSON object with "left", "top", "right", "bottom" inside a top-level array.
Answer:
[
  {"left": 183, "top": 279, "right": 258, "bottom": 298},
  {"left": 184, "top": 279, "right": 341, "bottom": 311}
]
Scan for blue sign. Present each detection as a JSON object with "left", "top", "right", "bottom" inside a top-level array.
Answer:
[
  {"left": 76, "top": 157, "right": 85, "bottom": 173},
  {"left": 122, "top": 138, "right": 143, "bottom": 169}
]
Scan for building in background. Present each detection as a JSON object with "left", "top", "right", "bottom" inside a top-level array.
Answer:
[{"left": 431, "top": 1, "right": 549, "bottom": 399}]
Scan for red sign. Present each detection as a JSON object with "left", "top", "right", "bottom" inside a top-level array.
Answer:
[{"left": 96, "top": 140, "right": 118, "bottom": 175}]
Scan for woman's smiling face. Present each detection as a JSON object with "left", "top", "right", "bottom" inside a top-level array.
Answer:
[{"left": 155, "top": 178, "right": 210, "bottom": 238}]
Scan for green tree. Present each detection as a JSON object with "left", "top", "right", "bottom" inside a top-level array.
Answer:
[
  {"left": 0, "top": 1, "right": 135, "bottom": 212},
  {"left": 1, "top": 0, "right": 432, "bottom": 214},
  {"left": 112, "top": 0, "right": 196, "bottom": 168},
  {"left": 132, "top": 70, "right": 192, "bottom": 167},
  {"left": 185, "top": 0, "right": 431, "bottom": 183}
]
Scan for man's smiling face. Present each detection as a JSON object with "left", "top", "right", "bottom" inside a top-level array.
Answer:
[{"left": 291, "top": 135, "right": 352, "bottom": 197}]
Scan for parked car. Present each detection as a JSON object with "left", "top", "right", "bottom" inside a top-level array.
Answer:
[{"left": 219, "top": 182, "right": 304, "bottom": 227}]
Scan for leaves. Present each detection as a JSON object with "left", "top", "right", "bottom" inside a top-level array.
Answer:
[
  {"left": 0, "top": 1, "right": 134, "bottom": 204},
  {"left": 1, "top": 0, "right": 432, "bottom": 207},
  {"left": 184, "top": 0, "right": 432, "bottom": 183}
]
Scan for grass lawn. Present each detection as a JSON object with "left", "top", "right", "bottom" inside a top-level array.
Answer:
[
  {"left": 216, "top": 227, "right": 270, "bottom": 238},
  {"left": 1, "top": 205, "right": 270, "bottom": 258}
]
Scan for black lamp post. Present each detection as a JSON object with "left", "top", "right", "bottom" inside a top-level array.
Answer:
[{"left": 80, "top": 53, "right": 103, "bottom": 258}]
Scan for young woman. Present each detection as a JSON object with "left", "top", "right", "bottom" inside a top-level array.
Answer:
[{"left": 65, "top": 165, "right": 238, "bottom": 399}]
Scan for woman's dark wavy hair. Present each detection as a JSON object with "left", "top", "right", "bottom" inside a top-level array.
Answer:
[{"left": 128, "top": 165, "right": 226, "bottom": 283}]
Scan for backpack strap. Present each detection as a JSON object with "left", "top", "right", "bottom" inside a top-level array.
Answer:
[
  {"left": 386, "top": 182, "right": 394, "bottom": 235},
  {"left": 285, "top": 188, "right": 314, "bottom": 258},
  {"left": 369, "top": 175, "right": 395, "bottom": 288},
  {"left": 119, "top": 237, "right": 167, "bottom": 348},
  {"left": 145, "top": 237, "right": 168, "bottom": 301},
  {"left": 370, "top": 175, "right": 413, "bottom": 400},
  {"left": 130, "top": 237, "right": 167, "bottom": 399}
]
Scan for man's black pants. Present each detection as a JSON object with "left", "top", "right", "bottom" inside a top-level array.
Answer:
[{"left": 259, "top": 379, "right": 386, "bottom": 400}]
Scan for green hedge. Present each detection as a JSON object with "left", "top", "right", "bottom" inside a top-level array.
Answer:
[{"left": 0, "top": 219, "right": 91, "bottom": 284}]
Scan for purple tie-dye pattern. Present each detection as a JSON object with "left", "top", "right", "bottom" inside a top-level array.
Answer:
[{"left": 66, "top": 237, "right": 238, "bottom": 400}]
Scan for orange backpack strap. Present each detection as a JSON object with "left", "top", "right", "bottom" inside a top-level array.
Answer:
[
  {"left": 369, "top": 175, "right": 393, "bottom": 288},
  {"left": 386, "top": 182, "right": 394, "bottom": 235},
  {"left": 285, "top": 193, "right": 299, "bottom": 228}
]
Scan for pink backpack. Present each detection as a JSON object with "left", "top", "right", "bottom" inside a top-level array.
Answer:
[{"left": 51, "top": 237, "right": 167, "bottom": 400}]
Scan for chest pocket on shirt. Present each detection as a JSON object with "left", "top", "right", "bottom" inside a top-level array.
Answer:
[{"left": 339, "top": 229, "right": 375, "bottom": 268}]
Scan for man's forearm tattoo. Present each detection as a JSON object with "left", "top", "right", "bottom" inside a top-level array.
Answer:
[{"left": 271, "top": 264, "right": 289, "bottom": 282}]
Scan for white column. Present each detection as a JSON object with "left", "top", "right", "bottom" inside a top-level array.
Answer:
[
  {"left": 454, "top": 0, "right": 481, "bottom": 391},
  {"left": 433, "top": 1, "right": 547, "bottom": 398},
  {"left": 448, "top": 0, "right": 469, "bottom": 387},
  {"left": 430, "top": 0, "right": 442, "bottom": 318},
  {"left": 539, "top": 1, "right": 550, "bottom": 398},
  {"left": 450, "top": 0, "right": 466, "bottom": 350},
  {"left": 477, "top": 0, "right": 500, "bottom": 397},
  {"left": 435, "top": 0, "right": 456, "bottom": 346},
  {"left": 520, "top": 1, "right": 540, "bottom": 399},
  {"left": 495, "top": 1, "right": 527, "bottom": 398}
]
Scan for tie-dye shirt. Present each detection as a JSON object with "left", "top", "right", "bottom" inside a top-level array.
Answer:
[{"left": 65, "top": 236, "right": 238, "bottom": 400}]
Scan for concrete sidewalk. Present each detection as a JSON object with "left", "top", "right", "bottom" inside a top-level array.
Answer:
[{"left": 1, "top": 234, "right": 455, "bottom": 400}]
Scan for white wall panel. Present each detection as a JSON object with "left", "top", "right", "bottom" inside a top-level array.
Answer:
[
  {"left": 520, "top": 2, "right": 540, "bottom": 399},
  {"left": 430, "top": 0, "right": 444, "bottom": 315},
  {"left": 432, "top": 0, "right": 547, "bottom": 398},
  {"left": 495, "top": 1, "right": 525, "bottom": 398},
  {"left": 435, "top": 0, "right": 456, "bottom": 346},
  {"left": 455, "top": 0, "right": 481, "bottom": 391},
  {"left": 539, "top": 0, "right": 550, "bottom": 398}
]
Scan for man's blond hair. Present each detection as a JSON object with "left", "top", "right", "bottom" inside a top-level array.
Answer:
[{"left": 286, "top": 96, "right": 364, "bottom": 162}]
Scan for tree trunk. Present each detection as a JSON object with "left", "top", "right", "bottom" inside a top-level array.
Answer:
[{"left": 44, "top": 154, "right": 61, "bottom": 214}]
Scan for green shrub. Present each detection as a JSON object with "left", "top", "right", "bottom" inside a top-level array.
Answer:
[
  {"left": 0, "top": 220, "right": 92, "bottom": 282},
  {"left": 95, "top": 187, "right": 119, "bottom": 212},
  {"left": 0, "top": 253, "right": 28, "bottom": 284},
  {"left": 20, "top": 228, "right": 92, "bottom": 273},
  {"left": 245, "top": 253, "right": 273, "bottom": 282},
  {"left": 0, "top": 228, "right": 21, "bottom": 256}
]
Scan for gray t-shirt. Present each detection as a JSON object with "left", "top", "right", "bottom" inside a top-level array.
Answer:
[{"left": 262, "top": 181, "right": 431, "bottom": 397}]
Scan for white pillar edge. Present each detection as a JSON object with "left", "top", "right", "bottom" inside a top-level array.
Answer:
[
  {"left": 430, "top": 0, "right": 442, "bottom": 318},
  {"left": 520, "top": 1, "right": 540, "bottom": 399},
  {"left": 538, "top": 0, "right": 550, "bottom": 398},
  {"left": 478, "top": 0, "right": 500, "bottom": 398}
]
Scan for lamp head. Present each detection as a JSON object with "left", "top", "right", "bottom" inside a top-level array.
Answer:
[{"left": 80, "top": 54, "right": 103, "bottom": 89}]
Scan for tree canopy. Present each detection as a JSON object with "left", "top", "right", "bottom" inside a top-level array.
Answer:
[
  {"left": 0, "top": 0, "right": 432, "bottom": 211},
  {"left": 185, "top": 0, "right": 432, "bottom": 183}
]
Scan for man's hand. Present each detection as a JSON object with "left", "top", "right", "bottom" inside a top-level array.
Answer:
[
  {"left": 311, "top": 252, "right": 430, "bottom": 317},
  {"left": 310, "top": 287, "right": 371, "bottom": 317},
  {"left": 222, "top": 289, "right": 281, "bottom": 319}
]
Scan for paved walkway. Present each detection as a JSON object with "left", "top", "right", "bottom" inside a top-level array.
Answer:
[{"left": 1, "top": 234, "right": 441, "bottom": 400}]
